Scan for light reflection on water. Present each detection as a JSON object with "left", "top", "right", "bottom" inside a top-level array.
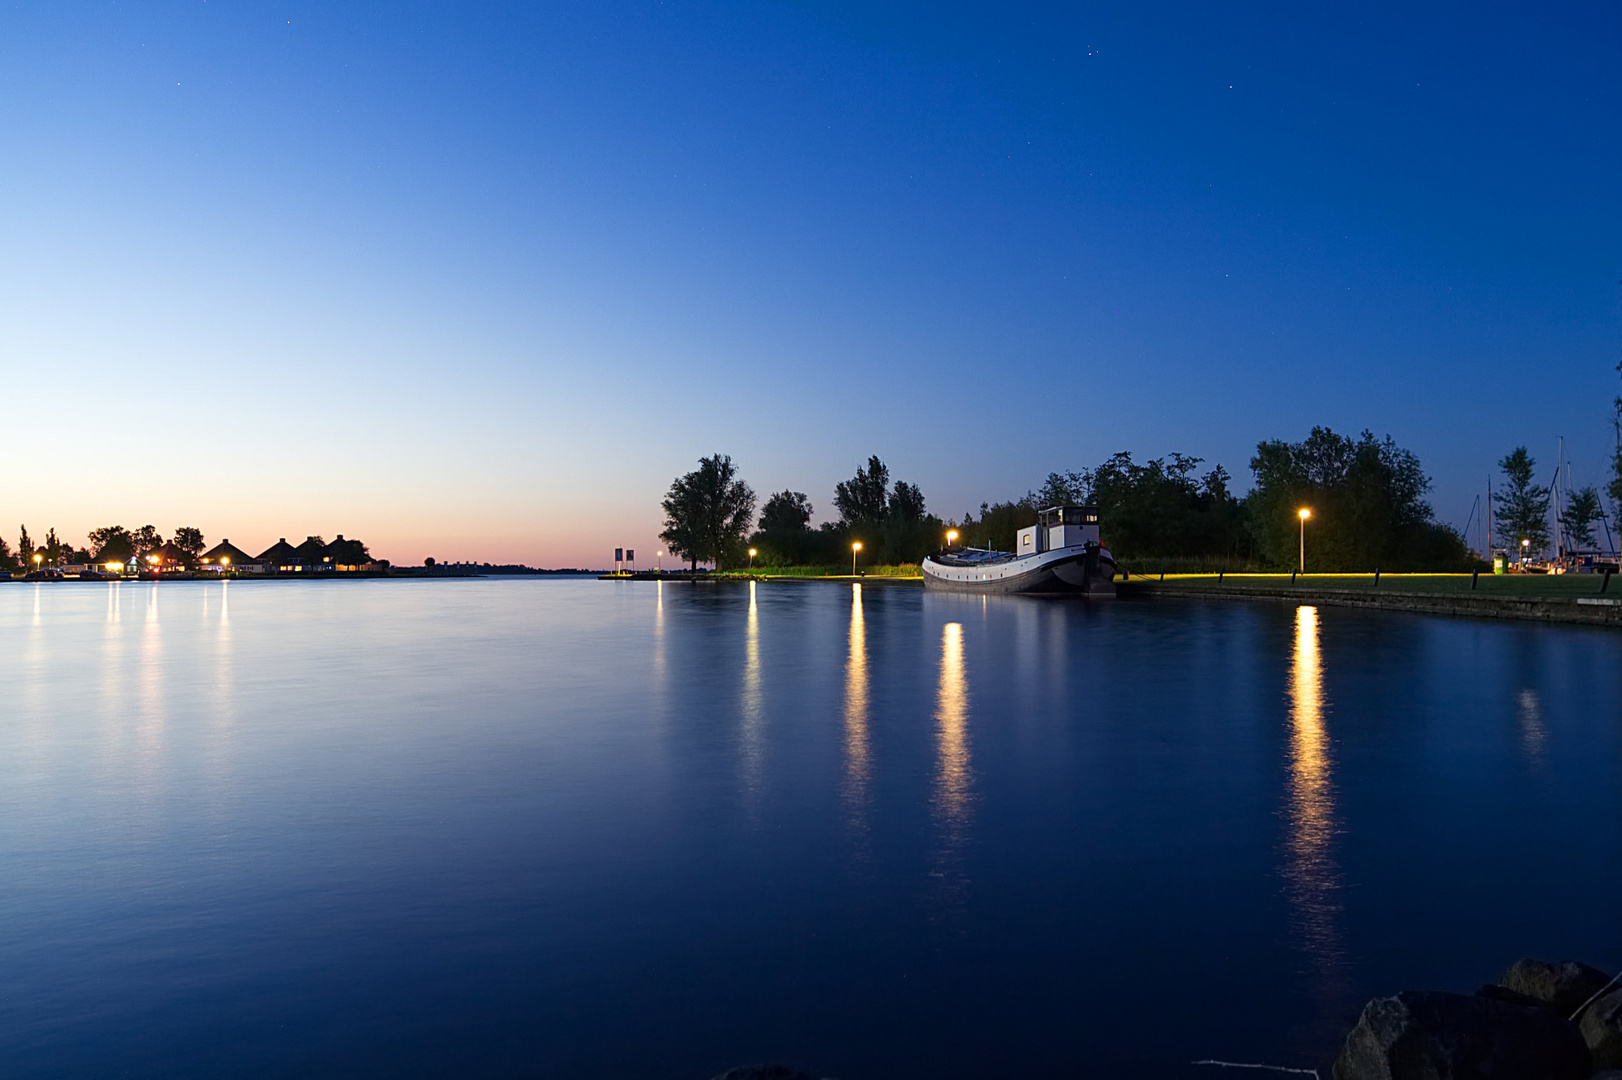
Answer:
[
  {"left": 740, "top": 579, "right": 763, "bottom": 799},
  {"left": 1283, "top": 605, "right": 1343, "bottom": 977},
  {"left": 1, "top": 580, "right": 1619, "bottom": 1078},
  {"left": 842, "top": 584, "right": 871, "bottom": 831}
]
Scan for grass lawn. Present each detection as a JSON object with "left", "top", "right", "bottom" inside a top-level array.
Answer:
[{"left": 1124, "top": 571, "right": 1616, "bottom": 598}]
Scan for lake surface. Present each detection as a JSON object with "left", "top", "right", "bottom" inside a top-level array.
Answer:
[{"left": 1, "top": 578, "right": 1619, "bottom": 1078}]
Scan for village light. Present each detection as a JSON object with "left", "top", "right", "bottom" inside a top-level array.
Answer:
[
  {"left": 32, "top": 553, "right": 42, "bottom": 566},
  {"left": 851, "top": 541, "right": 862, "bottom": 576},
  {"left": 1298, "top": 508, "right": 1311, "bottom": 574},
  {"left": 748, "top": 547, "right": 756, "bottom": 571},
  {"left": 221, "top": 557, "right": 230, "bottom": 567},
  {"left": 946, "top": 529, "right": 959, "bottom": 545}
]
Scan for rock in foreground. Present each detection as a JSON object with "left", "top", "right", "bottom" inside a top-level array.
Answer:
[
  {"left": 1333, "top": 990, "right": 1589, "bottom": 1080},
  {"left": 1583, "top": 989, "right": 1622, "bottom": 1070},
  {"left": 1498, "top": 958, "right": 1614, "bottom": 1019}
]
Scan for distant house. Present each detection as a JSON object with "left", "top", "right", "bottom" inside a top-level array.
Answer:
[
  {"left": 323, "top": 534, "right": 371, "bottom": 572},
  {"left": 198, "top": 539, "right": 259, "bottom": 572},
  {"left": 256, "top": 538, "right": 302, "bottom": 573},
  {"left": 294, "top": 536, "right": 330, "bottom": 571},
  {"left": 147, "top": 542, "right": 192, "bottom": 573}
]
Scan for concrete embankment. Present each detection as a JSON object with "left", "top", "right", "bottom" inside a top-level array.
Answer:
[{"left": 1117, "top": 577, "right": 1622, "bottom": 627}]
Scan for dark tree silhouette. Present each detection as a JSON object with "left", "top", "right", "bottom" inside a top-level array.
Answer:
[
  {"left": 660, "top": 454, "right": 756, "bottom": 570},
  {"left": 173, "top": 527, "right": 205, "bottom": 557},
  {"left": 1496, "top": 447, "right": 1551, "bottom": 559}
]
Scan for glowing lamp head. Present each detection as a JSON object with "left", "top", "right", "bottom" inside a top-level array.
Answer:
[
  {"left": 1298, "top": 508, "right": 1311, "bottom": 520},
  {"left": 221, "top": 557, "right": 230, "bottom": 566},
  {"left": 148, "top": 554, "right": 160, "bottom": 563},
  {"left": 946, "top": 530, "right": 959, "bottom": 543},
  {"left": 33, "top": 553, "right": 42, "bottom": 565},
  {"left": 1521, "top": 539, "right": 1530, "bottom": 548},
  {"left": 748, "top": 548, "right": 756, "bottom": 557},
  {"left": 851, "top": 542, "right": 862, "bottom": 552}
]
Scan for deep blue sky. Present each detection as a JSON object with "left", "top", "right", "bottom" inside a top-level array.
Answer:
[{"left": 3, "top": 2, "right": 1618, "bottom": 564}]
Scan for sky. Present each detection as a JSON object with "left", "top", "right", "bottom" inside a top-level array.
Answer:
[{"left": 3, "top": 1, "right": 1619, "bottom": 567}]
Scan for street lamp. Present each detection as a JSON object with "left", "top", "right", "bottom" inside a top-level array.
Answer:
[
  {"left": 748, "top": 547, "right": 756, "bottom": 571},
  {"left": 656, "top": 549, "right": 663, "bottom": 572},
  {"left": 945, "top": 529, "right": 959, "bottom": 550},
  {"left": 851, "top": 541, "right": 862, "bottom": 576},
  {"left": 1521, "top": 537, "right": 1530, "bottom": 567},
  {"left": 32, "top": 553, "right": 42, "bottom": 568},
  {"left": 1298, "top": 508, "right": 1311, "bottom": 573}
]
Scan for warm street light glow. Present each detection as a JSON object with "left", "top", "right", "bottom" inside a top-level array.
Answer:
[
  {"left": 748, "top": 548, "right": 756, "bottom": 556},
  {"left": 851, "top": 541, "right": 862, "bottom": 576},
  {"left": 33, "top": 553, "right": 42, "bottom": 565},
  {"left": 747, "top": 547, "right": 756, "bottom": 571},
  {"left": 221, "top": 557, "right": 230, "bottom": 566},
  {"left": 945, "top": 529, "right": 959, "bottom": 544},
  {"left": 1298, "top": 508, "right": 1311, "bottom": 520},
  {"left": 1298, "top": 508, "right": 1312, "bottom": 573}
]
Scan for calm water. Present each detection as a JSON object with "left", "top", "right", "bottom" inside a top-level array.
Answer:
[{"left": 1, "top": 578, "right": 1619, "bottom": 1078}]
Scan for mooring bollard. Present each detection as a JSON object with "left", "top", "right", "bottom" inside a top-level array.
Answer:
[
  {"left": 1373, "top": 569, "right": 1381, "bottom": 587},
  {"left": 1471, "top": 569, "right": 1479, "bottom": 590},
  {"left": 1291, "top": 571, "right": 1297, "bottom": 585},
  {"left": 1218, "top": 570, "right": 1224, "bottom": 583},
  {"left": 1160, "top": 571, "right": 1165, "bottom": 582}
]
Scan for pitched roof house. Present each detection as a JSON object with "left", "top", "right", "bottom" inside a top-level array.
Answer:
[
  {"left": 198, "top": 539, "right": 256, "bottom": 569},
  {"left": 256, "top": 538, "right": 301, "bottom": 571}
]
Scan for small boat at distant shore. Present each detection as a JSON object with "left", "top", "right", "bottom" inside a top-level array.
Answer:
[{"left": 921, "top": 506, "right": 1116, "bottom": 596}]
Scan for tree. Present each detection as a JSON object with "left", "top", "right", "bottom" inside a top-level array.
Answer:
[
  {"left": 42, "top": 528, "right": 62, "bottom": 566},
  {"left": 1560, "top": 485, "right": 1603, "bottom": 553},
  {"left": 834, "top": 456, "right": 890, "bottom": 533},
  {"left": 18, "top": 525, "right": 33, "bottom": 566},
  {"left": 660, "top": 454, "right": 757, "bottom": 570},
  {"left": 1496, "top": 447, "right": 1551, "bottom": 560},
  {"left": 173, "top": 527, "right": 205, "bottom": 557},
  {"left": 0, "top": 535, "right": 16, "bottom": 573},
  {"left": 132, "top": 525, "right": 163, "bottom": 556},
  {"left": 89, "top": 526, "right": 135, "bottom": 565},
  {"left": 759, "top": 491, "right": 813, "bottom": 533},
  {"left": 751, "top": 491, "right": 819, "bottom": 566},
  {"left": 1031, "top": 470, "right": 1092, "bottom": 508},
  {"left": 1247, "top": 427, "right": 1469, "bottom": 570}
]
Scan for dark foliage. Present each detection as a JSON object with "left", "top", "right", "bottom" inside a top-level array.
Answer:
[
  {"left": 661, "top": 454, "right": 757, "bottom": 570},
  {"left": 1249, "top": 427, "right": 1473, "bottom": 570}
]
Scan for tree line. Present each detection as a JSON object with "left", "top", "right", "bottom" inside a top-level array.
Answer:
[
  {"left": 0, "top": 524, "right": 206, "bottom": 572},
  {"left": 659, "top": 424, "right": 1603, "bottom": 573},
  {"left": 659, "top": 454, "right": 946, "bottom": 569},
  {"left": 1, "top": 525, "right": 372, "bottom": 573}
]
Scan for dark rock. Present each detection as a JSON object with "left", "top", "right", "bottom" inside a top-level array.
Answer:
[
  {"left": 1582, "top": 989, "right": 1622, "bottom": 1069},
  {"left": 1476, "top": 983, "right": 1547, "bottom": 1009},
  {"left": 1333, "top": 990, "right": 1589, "bottom": 1080},
  {"left": 709, "top": 1067, "right": 821, "bottom": 1080},
  {"left": 1500, "top": 959, "right": 1615, "bottom": 1018}
]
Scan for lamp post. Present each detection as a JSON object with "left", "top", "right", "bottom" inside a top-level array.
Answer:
[
  {"left": 748, "top": 547, "right": 756, "bottom": 572},
  {"left": 1298, "top": 508, "right": 1311, "bottom": 573},
  {"left": 851, "top": 541, "right": 862, "bottom": 577},
  {"left": 32, "top": 553, "right": 42, "bottom": 569},
  {"left": 945, "top": 529, "right": 959, "bottom": 552},
  {"left": 1521, "top": 537, "right": 1530, "bottom": 568}
]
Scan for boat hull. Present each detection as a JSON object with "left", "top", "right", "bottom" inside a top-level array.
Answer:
[{"left": 921, "top": 545, "right": 1116, "bottom": 596}]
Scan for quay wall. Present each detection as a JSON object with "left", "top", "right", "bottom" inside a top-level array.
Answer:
[{"left": 1117, "top": 580, "right": 1622, "bottom": 627}]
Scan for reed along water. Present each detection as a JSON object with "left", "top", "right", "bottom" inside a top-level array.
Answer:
[{"left": 1, "top": 577, "right": 1618, "bottom": 1077}]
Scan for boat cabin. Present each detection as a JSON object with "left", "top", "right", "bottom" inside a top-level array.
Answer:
[{"left": 1017, "top": 506, "right": 1101, "bottom": 556}]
